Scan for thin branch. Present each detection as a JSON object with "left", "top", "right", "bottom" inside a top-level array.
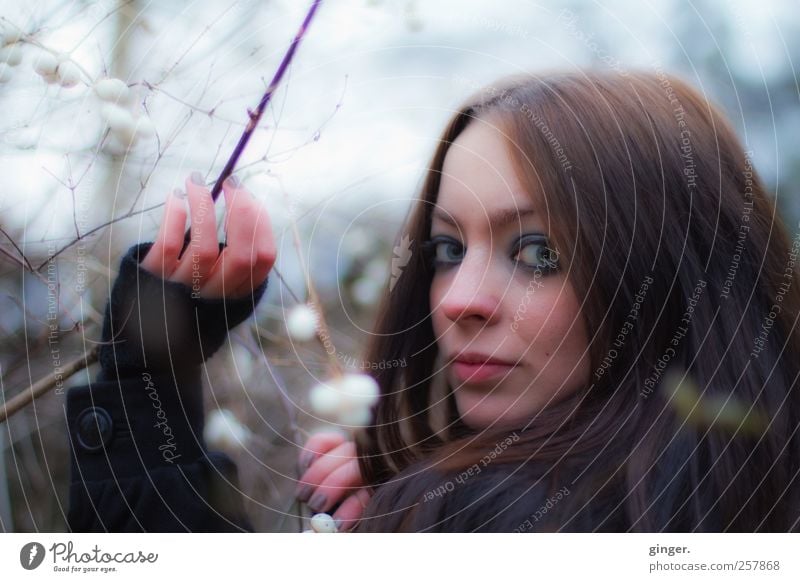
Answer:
[
  {"left": 0, "top": 226, "right": 34, "bottom": 273},
  {"left": 34, "top": 200, "right": 167, "bottom": 271},
  {"left": 200, "top": 0, "right": 323, "bottom": 205},
  {"left": 0, "top": 345, "right": 99, "bottom": 424}
]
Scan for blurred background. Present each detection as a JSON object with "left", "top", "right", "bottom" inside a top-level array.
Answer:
[{"left": 0, "top": 0, "right": 798, "bottom": 531}]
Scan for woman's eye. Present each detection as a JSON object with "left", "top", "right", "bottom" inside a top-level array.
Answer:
[
  {"left": 514, "top": 236, "right": 559, "bottom": 271},
  {"left": 423, "top": 236, "right": 464, "bottom": 267}
]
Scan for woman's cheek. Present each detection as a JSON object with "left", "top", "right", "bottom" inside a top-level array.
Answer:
[
  {"left": 509, "top": 285, "right": 567, "bottom": 342},
  {"left": 512, "top": 284, "right": 589, "bottom": 368}
]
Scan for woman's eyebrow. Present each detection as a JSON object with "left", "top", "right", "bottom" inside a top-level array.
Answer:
[{"left": 432, "top": 207, "right": 537, "bottom": 228}]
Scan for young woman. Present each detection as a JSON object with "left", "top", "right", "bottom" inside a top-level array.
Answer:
[{"left": 66, "top": 70, "right": 800, "bottom": 532}]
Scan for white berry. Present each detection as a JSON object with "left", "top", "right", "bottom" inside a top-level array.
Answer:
[
  {"left": 94, "top": 77, "right": 129, "bottom": 103},
  {"left": 203, "top": 408, "right": 250, "bottom": 452},
  {"left": 309, "top": 381, "right": 344, "bottom": 417},
  {"left": 33, "top": 52, "right": 58, "bottom": 76},
  {"left": 309, "top": 373, "right": 379, "bottom": 426},
  {"left": 55, "top": 60, "right": 81, "bottom": 88},
  {"left": 0, "top": 45, "right": 22, "bottom": 67},
  {"left": 340, "top": 373, "right": 379, "bottom": 409},
  {"left": 101, "top": 103, "right": 136, "bottom": 138},
  {"left": 310, "top": 513, "right": 337, "bottom": 533},
  {"left": 1, "top": 27, "right": 23, "bottom": 45},
  {"left": 337, "top": 406, "right": 373, "bottom": 426},
  {"left": 287, "top": 304, "right": 319, "bottom": 342}
]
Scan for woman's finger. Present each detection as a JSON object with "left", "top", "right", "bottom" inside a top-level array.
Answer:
[
  {"left": 295, "top": 441, "right": 355, "bottom": 502},
  {"left": 171, "top": 172, "right": 220, "bottom": 288},
  {"left": 297, "top": 432, "right": 348, "bottom": 475},
  {"left": 201, "top": 176, "right": 275, "bottom": 299},
  {"left": 332, "top": 488, "right": 372, "bottom": 532},
  {"left": 305, "top": 458, "right": 364, "bottom": 514},
  {"left": 140, "top": 188, "right": 188, "bottom": 278}
]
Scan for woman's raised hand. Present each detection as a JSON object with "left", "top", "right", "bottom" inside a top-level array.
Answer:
[
  {"left": 140, "top": 172, "right": 276, "bottom": 299},
  {"left": 296, "top": 432, "right": 373, "bottom": 532}
]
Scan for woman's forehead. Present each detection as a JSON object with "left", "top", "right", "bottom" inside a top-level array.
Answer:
[{"left": 436, "top": 121, "right": 545, "bottom": 217}]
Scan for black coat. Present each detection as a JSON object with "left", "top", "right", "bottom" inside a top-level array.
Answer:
[{"left": 66, "top": 243, "right": 265, "bottom": 532}]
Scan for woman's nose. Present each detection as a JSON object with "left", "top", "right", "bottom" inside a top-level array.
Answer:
[{"left": 439, "top": 255, "right": 501, "bottom": 324}]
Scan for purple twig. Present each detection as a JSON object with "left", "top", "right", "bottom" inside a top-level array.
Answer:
[
  {"left": 212, "top": 0, "right": 322, "bottom": 200},
  {"left": 183, "top": 0, "right": 323, "bottom": 243}
]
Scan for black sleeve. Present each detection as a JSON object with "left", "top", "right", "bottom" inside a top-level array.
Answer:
[{"left": 66, "top": 242, "right": 268, "bottom": 532}]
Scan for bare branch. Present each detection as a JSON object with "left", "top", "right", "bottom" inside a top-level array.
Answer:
[{"left": 0, "top": 345, "right": 100, "bottom": 424}]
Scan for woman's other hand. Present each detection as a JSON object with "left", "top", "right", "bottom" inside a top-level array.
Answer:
[
  {"left": 296, "top": 431, "right": 372, "bottom": 532},
  {"left": 140, "top": 172, "right": 275, "bottom": 299}
]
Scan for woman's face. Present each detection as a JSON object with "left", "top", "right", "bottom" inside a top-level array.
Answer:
[{"left": 429, "top": 119, "right": 591, "bottom": 430}]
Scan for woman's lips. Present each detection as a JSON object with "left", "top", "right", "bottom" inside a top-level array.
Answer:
[{"left": 451, "top": 361, "right": 516, "bottom": 383}]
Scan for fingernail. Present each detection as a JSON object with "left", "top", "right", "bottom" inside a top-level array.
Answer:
[
  {"left": 295, "top": 483, "right": 313, "bottom": 502},
  {"left": 190, "top": 171, "right": 205, "bottom": 186},
  {"left": 173, "top": 188, "right": 187, "bottom": 198},
  {"left": 224, "top": 174, "right": 241, "bottom": 188},
  {"left": 298, "top": 451, "right": 313, "bottom": 474},
  {"left": 308, "top": 493, "right": 327, "bottom": 512},
  {"left": 333, "top": 518, "right": 343, "bottom": 531}
]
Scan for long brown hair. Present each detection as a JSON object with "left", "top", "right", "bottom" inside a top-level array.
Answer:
[{"left": 354, "top": 71, "right": 800, "bottom": 531}]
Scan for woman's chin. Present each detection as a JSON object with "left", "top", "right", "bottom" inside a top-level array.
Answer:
[{"left": 455, "top": 394, "right": 525, "bottom": 431}]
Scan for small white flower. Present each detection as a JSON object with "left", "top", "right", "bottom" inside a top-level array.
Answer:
[
  {"left": 94, "top": 77, "right": 129, "bottom": 103},
  {"left": 309, "top": 373, "right": 378, "bottom": 427},
  {"left": 0, "top": 44, "right": 23, "bottom": 67},
  {"left": 309, "top": 381, "right": 344, "bottom": 417},
  {"left": 310, "top": 513, "right": 337, "bottom": 533},
  {"left": 33, "top": 52, "right": 58, "bottom": 77},
  {"left": 286, "top": 304, "right": 319, "bottom": 342},
  {"left": 1, "top": 26, "right": 23, "bottom": 45},
  {"left": 55, "top": 60, "right": 81, "bottom": 88},
  {"left": 203, "top": 408, "right": 251, "bottom": 452}
]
